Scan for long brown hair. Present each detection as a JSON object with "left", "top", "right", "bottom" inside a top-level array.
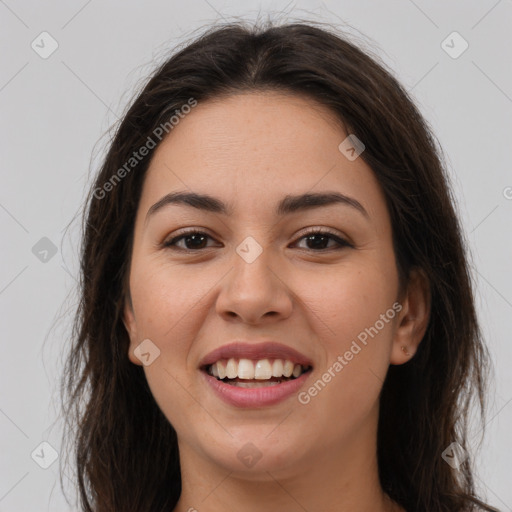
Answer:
[{"left": 60, "top": 20, "right": 499, "bottom": 512}]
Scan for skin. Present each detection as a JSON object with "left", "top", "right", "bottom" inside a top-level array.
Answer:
[{"left": 123, "top": 92, "right": 430, "bottom": 512}]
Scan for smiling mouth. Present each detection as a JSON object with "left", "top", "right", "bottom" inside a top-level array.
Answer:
[{"left": 202, "top": 358, "right": 313, "bottom": 388}]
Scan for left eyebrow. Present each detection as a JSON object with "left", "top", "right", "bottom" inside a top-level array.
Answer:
[{"left": 145, "top": 190, "right": 369, "bottom": 224}]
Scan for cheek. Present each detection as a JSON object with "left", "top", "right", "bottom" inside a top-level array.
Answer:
[
  {"left": 130, "top": 260, "right": 207, "bottom": 335},
  {"left": 128, "top": 262, "right": 211, "bottom": 387},
  {"left": 302, "top": 261, "right": 397, "bottom": 341},
  {"left": 129, "top": 263, "right": 207, "bottom": 429},
  {"left": 299, "top": 263, "right": 397, "bottom": 409}
]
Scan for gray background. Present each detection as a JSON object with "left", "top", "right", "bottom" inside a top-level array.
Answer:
[{"left": 1, "top": 0, "right": 511, "bottom": 510}]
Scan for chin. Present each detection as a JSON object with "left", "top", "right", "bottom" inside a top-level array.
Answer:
[{"left": 197, "top": 427, "right": 312, "bottom": 477}]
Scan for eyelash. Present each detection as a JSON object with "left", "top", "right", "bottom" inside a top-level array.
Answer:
[{"left": 162, "top": 227, "right": 353, "bottom": 252}]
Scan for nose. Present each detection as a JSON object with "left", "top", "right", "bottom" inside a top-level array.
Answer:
[{"left": 215, "top": 245, "right": 293, "bottom": 325}]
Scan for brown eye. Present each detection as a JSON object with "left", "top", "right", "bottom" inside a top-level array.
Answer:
[
  {"left": 163, "top": 228, "right": 352, "bottom": 253},
  {"left": 163, "top": 231, "right": 216, "bottom": 251},
  {"left": 293, "top": 229, "right": 353, "bottom": 251}
]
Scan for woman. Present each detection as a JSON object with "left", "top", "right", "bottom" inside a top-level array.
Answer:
[{"left": 61, "top": 20, "right": 499, "bottom": 512}]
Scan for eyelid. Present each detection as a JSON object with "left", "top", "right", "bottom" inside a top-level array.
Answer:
[
  {"left": 162, "top": 226, "right": 354, "bottom": 252},
  {"left": 294, "top": 226, "right": 354, "bottom": 249},
  {"left": 161, "top": 227, "right": 218, "bottom": 250}
]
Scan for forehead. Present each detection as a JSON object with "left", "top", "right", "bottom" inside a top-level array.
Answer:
[
  {"left": 157, "top": 91, "right": 345, "bottom": 167},
  {"left": 138, "top": 92, "right": 386, "bottom": 221}
]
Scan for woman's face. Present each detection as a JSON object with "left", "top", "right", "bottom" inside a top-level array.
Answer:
[{"left": 124, "top": 92, "right": 417, "bottom": 477}]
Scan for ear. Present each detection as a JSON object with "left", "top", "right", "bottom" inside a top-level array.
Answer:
[
  {"left": 123, "top": 293, "right": 143, "bottom": 366},
  {"left": 390, "top": 268, "right": 430, "bottom": 365}
]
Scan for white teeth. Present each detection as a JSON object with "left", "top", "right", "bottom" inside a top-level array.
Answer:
[
  {"left": 209, "top": 358, "right": 309, "bottom": 380},
  {"left": 226, "top": 358, "right": 237, "bottom": 379},
  {"left": 271, "top": 359, "right": 284, "bottom": 377},
  {"left": 216, "top": 360, "right": 226, "bottom": 379},
  {"left": 254, "top": 359, "right": 272, "bottom": 380},
  {"left": 238, "top": 358, "right": 255, "bottom": 379},
  {"left": 283, "top": 360, "right": 294, "bottom": 378}
]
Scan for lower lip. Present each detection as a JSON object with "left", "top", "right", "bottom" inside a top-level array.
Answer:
[{"left": 201, "top": 370, "right": 312, "bottom": 408}]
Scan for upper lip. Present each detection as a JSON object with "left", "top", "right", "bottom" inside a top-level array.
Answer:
[{"left": 199, "top": 341, "right": 313, "bottom": 369}]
